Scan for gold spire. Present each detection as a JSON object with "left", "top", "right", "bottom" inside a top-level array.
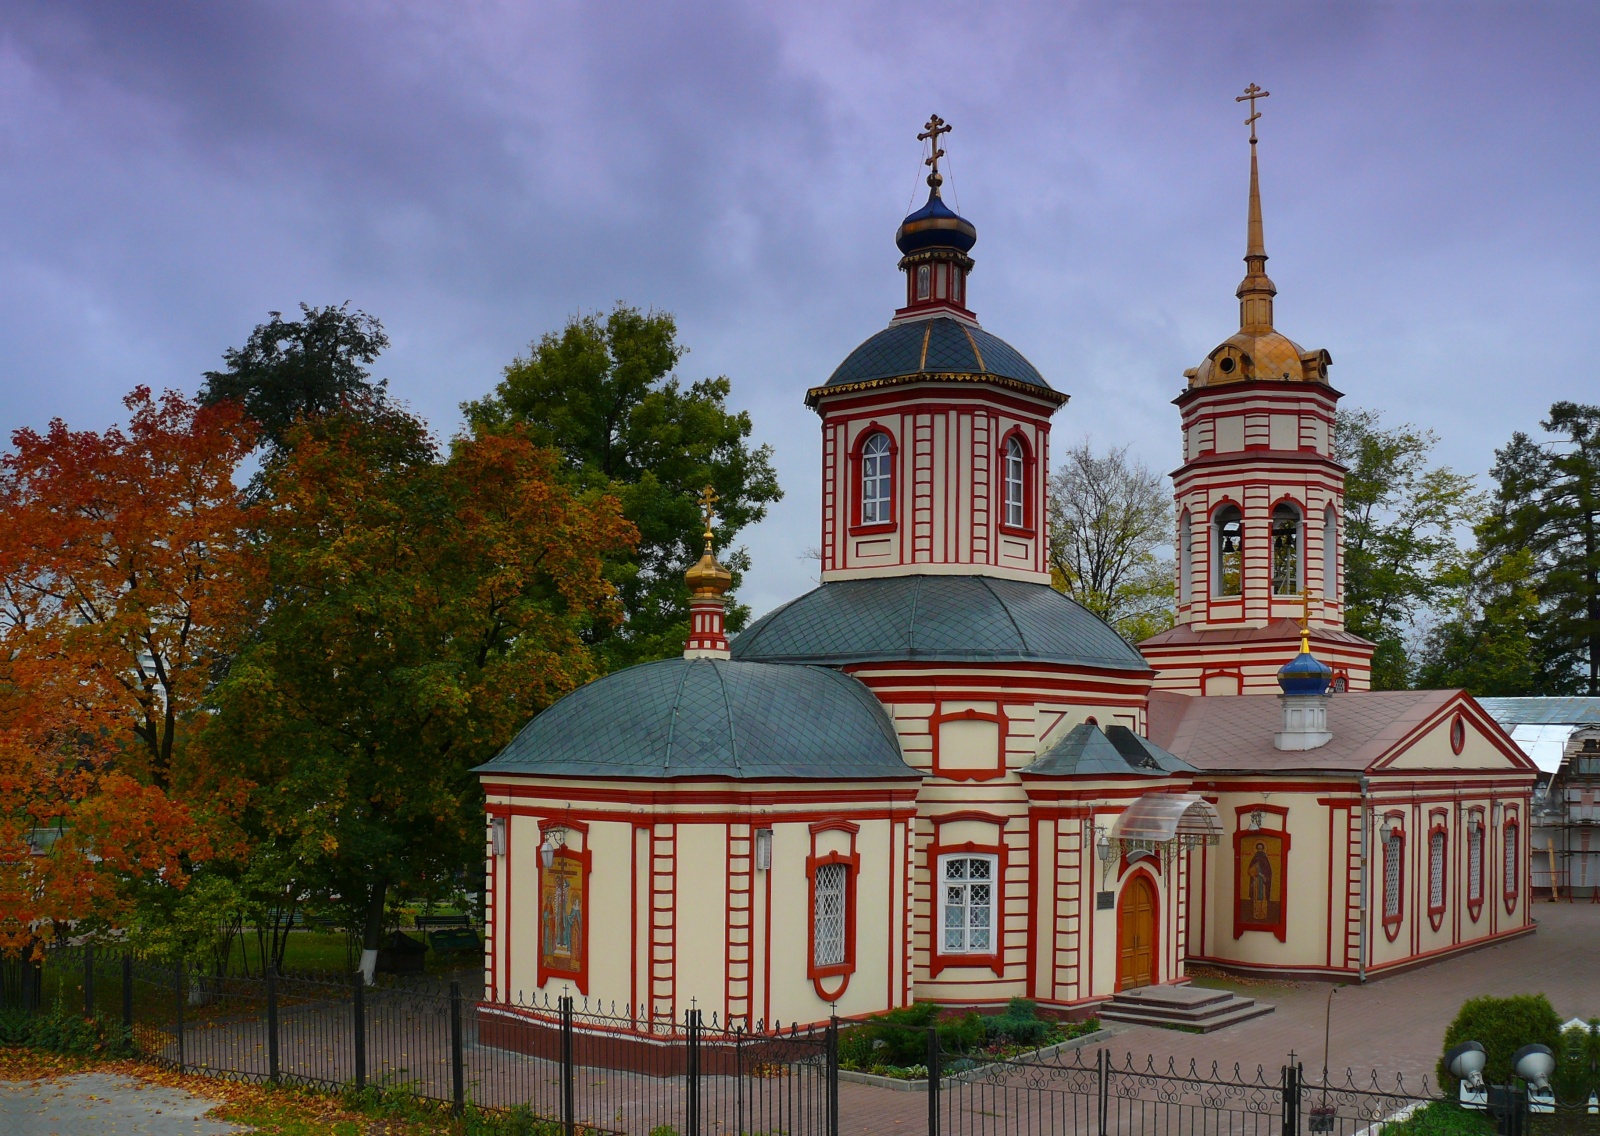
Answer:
[
  {"left": 684, "top": 485, "right": 732, "bottom": 596},
  {"left": 1299, "top": 589, "right": 1313, "bottom": 655},
  {"left": 918, "top": 114, "right": 951, "bottom": 195},
  {"left": 1234, "top": 84, "right": 1276, "bottom": 332}
]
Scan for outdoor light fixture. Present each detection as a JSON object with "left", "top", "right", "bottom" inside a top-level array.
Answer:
[
  {"left": 539, "top": 826, "right": 567, "bottom": 870},
  {"left": 490, "top": 816, "right": 506, "bottom": 858},
  {"left": 1446, "top": 1040, "right": 1488, "bottom": 1108},
  {"left": 1250, "top": 808, "right": 1264, "bottom": 831},
  {"left": 1379, "top": 817, "right": 1397, "bottom": 845},
  {"left": 754, "top": 828, "right": 773, "bottom": 871},
  {"left": 1513, "top": 1045, "right": 1556, "bottom": 1114}
]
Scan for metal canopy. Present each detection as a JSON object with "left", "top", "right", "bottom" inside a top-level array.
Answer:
[{"left": 1110, "top": 793, "right": 1223, "bottom": 848}]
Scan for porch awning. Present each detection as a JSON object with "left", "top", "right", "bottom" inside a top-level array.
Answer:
[{"left": 1109, "top": 793, "right": 1222, "bottom": 845}]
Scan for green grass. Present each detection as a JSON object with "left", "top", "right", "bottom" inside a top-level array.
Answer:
[{"left": 1380, "top": 1100, "right": 1495, "bottom": 1136}]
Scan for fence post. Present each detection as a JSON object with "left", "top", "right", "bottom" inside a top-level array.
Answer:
[
  {"left": 1098, "top": 1048, "right": 1109, "bottom": 1136},
  {"left": 686, "top": 1008, "right": 702, "bottom": 1136},
  {"left": 121, "top": 952, "right": 133, "bottom": 1037},
  {"left": 266, "top": 966, "right": 280, "bottom": 1084},
  {"left": 84, "top": 943, "right": 95, "bottom": 1020},
  {"left": 352, "top": 974, "right": 367, "bottom": 1091},
  {"left": 826, "top": 1010, "right": 840, "bottom": 1136},
  {"left": 1281, "top": 1057, "right": 1299, "bottom": 1136},
  {"left": 174, "top": 964, "right": 186, "bottom": 1073},
  {"left": 449, "top": 980, "right": 465, "bottom": 1115},
  {"left": 926, "top": 1025, "right": 940, "bottom": 1136},
  {"left": 561, "top": 995, "right": 575, "bottom": 1136}
]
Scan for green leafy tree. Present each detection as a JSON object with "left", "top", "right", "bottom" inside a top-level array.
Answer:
[
  {"left": 1414, "top": 547, "right": 1542, "bottom": 696},
  {"left": 1335, "top": 408, "right": 1481, "bottom": 689},
  {"left": 1047, "top": 439, "right": 1174, "bottom": 643},
  {"left": 203, "top": 407, "right": 636, "bottom": 980},
  {"left": 199, "top": 303, "right": 390, "bottom": 449},
  {"left": 463, "top": 304, "right": 781, "bottom": 668}
]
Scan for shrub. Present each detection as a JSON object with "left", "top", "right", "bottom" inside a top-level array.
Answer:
[
  {"left": 1, "top": 1000, "right": 126, "bottom": 1055},
  {"left": 986, "top": 998, "right": 1052, "bottom": 1048},
  {"left": 1437, "top": 994, "right": 1564, "bottom": 1092},
  {"left": 1552, "top": 1020, "right": 1600, "bottom": 1105},
  {"left": 1380, "top": 1100, "right": 1494, "bottom": 1136}
]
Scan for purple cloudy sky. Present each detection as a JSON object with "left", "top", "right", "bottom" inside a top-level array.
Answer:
[{"left": 3, "top": 2, "right": 1598, "bottom": 616}]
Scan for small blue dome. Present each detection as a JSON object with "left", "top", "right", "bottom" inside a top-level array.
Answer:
[
  {"left": 1278, "top": 649, "right": 1333, "bottom": 696},
  {"left": 895, "top": 191, "right": 977, "bottom": 254}
]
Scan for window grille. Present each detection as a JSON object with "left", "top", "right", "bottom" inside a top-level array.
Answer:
[
  {"left": 1504, "top": 825, "right": 1518, "bottom": 896},
  {"left": 812, "top": 862, "right": 847, "bottom": 968},
  {"left": 1383, "top": 832, "right": 1401, "bottom": 919},
  {"left": 1004, "top": 437, "right": 1026, "bottom": 527},
  {"left": 861, "top": 433, "right": 892, "bottom": 524},
  {"left": 1430, "top": 830, "right": 1446, "bottom": 910},
  {"left": 1468, "top": 825, "right": 1482, "bottom": 902},
  {"left": 941, "top": 855, "right": 995, "bottom": 953}
]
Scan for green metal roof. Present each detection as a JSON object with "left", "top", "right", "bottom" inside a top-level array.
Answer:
[
  {"left": 1021, "top": 723, "right": 1196, "bottom": 778},
  {"left": 476, "top": 657, "right": 918, "bottom": 782},
  {"left": 821, "top": 317, "right": 1052, "bottom": 392},
  {"left": 730, "top": 576, "right": 1152, "bottom": 671}
]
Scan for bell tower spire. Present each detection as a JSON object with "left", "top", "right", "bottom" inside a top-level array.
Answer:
[{"left": 1235, "top": 84, "right": 1277, "bottom": 333}]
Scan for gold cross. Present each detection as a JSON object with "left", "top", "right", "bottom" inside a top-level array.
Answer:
[
  {"left": 918, "top": 114, "right": 951, "bottom": 190},
  {"left": 697, "top": 485, "right": 720, "bottom": 542},
  {"left": 1236, "top": 83, "right": 1270, "bottom": 143}
]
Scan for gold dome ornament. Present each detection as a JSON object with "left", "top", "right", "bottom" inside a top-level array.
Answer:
[
  {"left": 683, "top": 487, "right": 733, "bottom": 659},
  {"left": 684, "top": 486, "right": 733, "bottom": 596},
  {"left": 1185, "top": 85, "right": 1332, "bottom": 389}
]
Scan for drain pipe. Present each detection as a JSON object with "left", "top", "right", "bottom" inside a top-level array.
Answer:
[{"left": 1357, "top": 775, "right": 1370, "bottom": 984}]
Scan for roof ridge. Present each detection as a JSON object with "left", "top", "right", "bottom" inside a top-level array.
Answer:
[
  {"left": 959, "top": 322, "right": 988, "bottom": 373},
  {"left": 817, "top": 665, "right": 909, "bottom": 763},
  {"left": 712, "top": 660, "right": 739, "bottom": 773},
  {"left": 977, "top": 575, "right": 1030, "bottom": 655},
  {"left": 904, "top": 576, "right": 924, "bottom": 655},
  {"left": 662, "top": 659, "right": 694, "bottom": 774}
]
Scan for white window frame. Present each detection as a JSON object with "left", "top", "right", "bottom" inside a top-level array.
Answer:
[
  {"left": 860, "top": 432, "right": 892, "bottom": 525},
  {"left": 812, "top": 861, "right": 848, "bottom": 969},
  {"left": 1004, "top": 436, "right": 1026, "bottom": 528},
  {"left": 938, "top": 853, "right": 997, "bottom": 955}
]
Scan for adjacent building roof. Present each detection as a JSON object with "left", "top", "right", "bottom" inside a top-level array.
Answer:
[
  {"left": 1140, "top": 618, "right": 1373, "bottom": 649},
  {"left": 477, "top": 658, "right": 918, "bottom": 782},
  {"left": 1146, "top": 688, "right": 1464, "bottom": 773},
  {"left": 1476, "top": 697, "right": 1600, "bottom": 726},
  {"left": 819, "top": 316, "right": 1052, "bottom": 393},
  {"left": 1021, "top": 723, "right": 1196, "bottom": 778},
  {"left": 731, "top": 576, "right": 1152, "bottom": 672}
]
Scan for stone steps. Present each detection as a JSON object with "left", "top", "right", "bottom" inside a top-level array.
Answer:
[{"left": 1098, "top": 984, "right": 1275, "bottom": 1033}]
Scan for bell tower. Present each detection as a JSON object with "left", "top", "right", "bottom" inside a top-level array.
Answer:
[{"left": 1139, "top": 86, "right": 1375, "bottom": 695}]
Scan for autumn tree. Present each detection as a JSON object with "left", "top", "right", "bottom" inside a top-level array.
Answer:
[
  {"left": 1335, "top": 407, "right": 1481, "bottom": 689},
  {"left": 1048, "top": 439, "right": 1174, "bottom": 642},
  {"left": 200, "top": 302, "right": 390, "bottom": 450},
  {"left": 203, "top": 407, "right": 635, "bottom": 981},
  {"left": 463, "top": 305, "right": 781, "bottom": 667},
  {"left": 0, "top": 388, "right": 260, "bottom": 950}
]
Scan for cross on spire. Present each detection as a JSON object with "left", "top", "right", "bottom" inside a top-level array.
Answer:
[
  {"left": 918, "top": 114, "right": 951, "bottom": 192},
  {"left": 697, "top": 485, "right": 720, "bottom": 546},
  {"left": 1236, "top": 83, "right": 1270, "bottom": 144}
]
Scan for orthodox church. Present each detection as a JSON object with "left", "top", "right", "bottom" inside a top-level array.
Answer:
[{"left": 477, "top": 99, "right": 1538, "bottom": 1032}]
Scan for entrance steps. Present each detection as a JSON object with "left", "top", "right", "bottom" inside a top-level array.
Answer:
[{"left": 1098, "top": 985, "right": 1274, "bottom": 1033}]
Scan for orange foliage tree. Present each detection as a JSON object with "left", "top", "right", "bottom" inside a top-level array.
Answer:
[{"left": 0, "top": 388, "right": 261, "bottom": 952}]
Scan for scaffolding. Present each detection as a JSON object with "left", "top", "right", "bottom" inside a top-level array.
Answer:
[{"left": 1532, "top": 730, "right": 1600, "bottom": 901}]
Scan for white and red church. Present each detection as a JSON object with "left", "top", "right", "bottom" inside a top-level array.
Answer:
[{"left": 476, "top": 109, "right": 1538, "bottom": 1032}]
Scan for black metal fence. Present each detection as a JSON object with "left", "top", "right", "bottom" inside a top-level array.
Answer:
[{"left": 7, "top": 946, "right": 1600, "bottom": 1136}]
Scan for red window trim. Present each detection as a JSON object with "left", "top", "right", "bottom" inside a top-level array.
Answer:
[
  {"left": 1381, "top": 817, "right": 1405, "bottom": 942},
  {"left": 996, "top": 426, "right": 1036, "bottom": 537},
  {"left": 1466, "top": 809, "right": 1485, "bottom": 923},
  {"left": 806, "top": 821, "right": 860, "bottom": 1000},
  {"left": 848, "top": 424, "right": 898, "bottom": 536},
  {"left": 1503, "top": 815, "right": 1520, "bottom": 913},
  {"left": 929, "top": 703, "right": 1009, "bottom": 782},
  {"left": 1427, "top": 813, "right": 1448, "bottom": 930},
  {"left": 928, "top": 817, "right": 1007, "bottom": 978},
  {"left": 1232, "top": 804, "right": 1290, "bottom": 943}
]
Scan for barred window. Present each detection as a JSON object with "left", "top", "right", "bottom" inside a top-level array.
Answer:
[
  {"left": 812, "top": 862, "right": 847, "bottom": 969},
  {"left": 1004, "top": 436, "right": 1026, "bottom": 528},
  {"left": 940, "top": 854, "right": 995, "bottom": 954},
  {"left": 1429, "top": 830, "right": 1446, "bottom": 911},
  {"left": 1504, "top": 824, "right": 1519, "bottom": 897},
  {"left": 1383, "top": 831, "right": 1402, "bottom": 920},
  {"left": 1468, "top": 825, "right": 1483, "bottom": 903},
  {"left": 861, "top": 433, "right": 893, "bottom": 524}
]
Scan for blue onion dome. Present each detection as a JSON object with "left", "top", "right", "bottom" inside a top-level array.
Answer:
[
  {"left": 1278, "top": 647, "right": 1333, "bottom": 696},
  {"left": 895, "top": 190, "right": 977, "bottom": 254},
  {"left": 475, "top": 657, "right": 918, "bottom": 781}
]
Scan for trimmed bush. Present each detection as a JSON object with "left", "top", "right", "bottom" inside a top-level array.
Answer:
[
  {"left": 1552, "top": 1020, "right": 1600, "bottom": 1105},
  {"left": 986, "top": 998, "right": 1052, "bottom": 1048},
  {"left": 1437, "top": 994, "right": 1563, "bottom": 1092}
]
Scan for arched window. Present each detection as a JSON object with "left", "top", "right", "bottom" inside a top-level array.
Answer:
[
  {"left": 1468, "top": 820, "right": 1484, "bottom": 910},
  {"left": 1178, "top": 511, "right": 1192, "bottom": 605},
  {"left": 860, "top": 432, "right": 893, "bottom": 525},
  {"left": 1504, "top": 820, "right": 1519, "bottom": 909},
  {"left": 916, "top": 264, "right": 931, "bottom": 301},
  {"left": 1382, "top": 826, "right": 1404, "bottom": 938},
  {"left": 1271, "top": 503, "right": 1301, "bottom": 594},
  {"left": 1322, "top": 505, "right": 1337, "bottom": 601},
  {"left": 1003, "top": 435, "right": 1027, "bottom": 528},
  {"left": 1214, "top": 505, "right": 1243, "bottom": 597},
  {"left": 1429, "top": 827, "right": 1447, "bottom": 917}
]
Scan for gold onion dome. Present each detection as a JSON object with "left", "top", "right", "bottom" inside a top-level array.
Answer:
[
  {"left": 1186, "top": 85, "right": 1331, "bottom": 390},
  {"left": 685, "top": 486, "right": 733, "bottom": 596}
]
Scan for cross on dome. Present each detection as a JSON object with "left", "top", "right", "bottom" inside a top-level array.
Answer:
[
  {"left": 1236, "top": 83, "right": 1269, "bottom": 143},
  {"left": 918, "top": 114, "right": 952, "bottom": 193}
]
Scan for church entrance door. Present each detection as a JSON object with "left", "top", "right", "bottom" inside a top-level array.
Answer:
[{"left": 1117, "top": 874, "right": 1157, "bottom": 990}]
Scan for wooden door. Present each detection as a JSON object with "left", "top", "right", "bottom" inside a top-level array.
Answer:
[{"left": 1117, "top": 874, "right": 1156, "bottom": 990}]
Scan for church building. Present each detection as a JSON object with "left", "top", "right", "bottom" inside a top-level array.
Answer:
[{"left": 477, "top": 98, "right": 1538, "bottom": 1033}]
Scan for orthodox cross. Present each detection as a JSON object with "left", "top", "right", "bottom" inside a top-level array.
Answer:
[
  {"left": 698, "top": 485, "right": 720, "bottom": 544},
  {"left": 1236, "top": 83, "right": 1269, "bottom": 143},
  {"left": 1299, "top": 589, "right": 1314, "bottom": 650},
  {"left": 918, "top": 114, "right": 951, "bottom": 190}
]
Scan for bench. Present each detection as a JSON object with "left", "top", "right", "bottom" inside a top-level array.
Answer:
[{"left": 415, "top": 914, "right": 480, "bottom": 954}]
